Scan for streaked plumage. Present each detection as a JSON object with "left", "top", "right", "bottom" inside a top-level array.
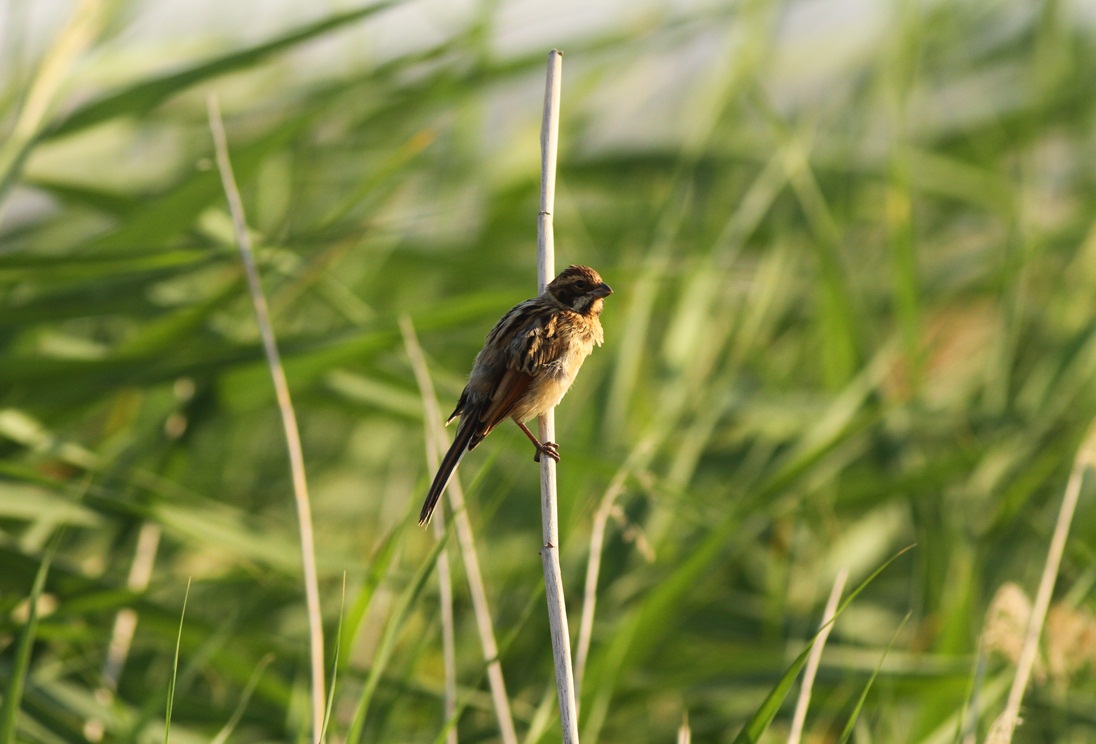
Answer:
[{"left": 419, "top": 265, "right": 612, "bottom": 525}]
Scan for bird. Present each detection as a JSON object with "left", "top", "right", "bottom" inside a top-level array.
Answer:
[{"left": 418, "top": 265, "right": 612, "bottom": 525}]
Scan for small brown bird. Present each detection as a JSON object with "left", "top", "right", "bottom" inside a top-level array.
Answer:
[{"left": 419, "top": 265, "right": 612, "bottom": 525}]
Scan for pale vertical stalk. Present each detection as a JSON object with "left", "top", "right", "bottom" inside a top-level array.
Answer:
[
  {"left": 677, "top": 712, "right": 691, "bottom": 744},
  {"left": 537, "top": 50, "right": 562, "bottom": 307},
  {"left": 86, "top": 521, "right": 162, "bottom": 741},
  {"left": 788, "top": 568, "right": 848, "bottom": 744},
  {"left": 574, "top": 438, "right": 656, "bottom": 697},
  {"left": 105, "top": 524, "right": 161, "bottom": 685},
  {"left": 432, "top": 515, "right": 458, "bottom": 744},
  {"left": 207, "top": 96, "right": 325, "bottom": 744},
  {"left": 987, "top": 423, "right": 1096, "bottom": 743},
  {"left": 574, "top": 472, "right": 626, "bottom": 697},
  {"left": 537, "top": 49, "right": 580, "bottom": 744},
  {"left": 400, "top": 318, "right": 518, "bottom": 744},
  {"left": 399, "top": 319, "right": 459, "bottom": 744}
]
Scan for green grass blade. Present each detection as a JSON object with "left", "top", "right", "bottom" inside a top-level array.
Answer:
[
  {"left": 209, "top": 654, "right": 274, "bottom": 744},
  {"left": 346, "top": 522, "right": 453, "bottom": 742},
  {"left": 0, "top": 536, "right": 58, "bottom": 742},
  {"left": 731, "top": 638, "right": 818, "bottom": 744},
  {"left": 731, "top": 546, "right": 916, "bottom": 743},
  {"left": 321, "top": 574, "right": 348, "bottom": 742},
  {"left": 836, "top": 613, "right": 912, "bottom": 744},
  {"left": 163, "top": 578, "right": 192, "bottom": 744}
]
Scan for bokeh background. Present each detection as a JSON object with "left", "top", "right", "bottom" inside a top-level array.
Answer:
[{"left": 5, "top": 0, "right": 1096, "bottom": 741}]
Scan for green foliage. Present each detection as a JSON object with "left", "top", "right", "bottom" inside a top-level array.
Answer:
[{"left": 4, "top": 0, "right": 1096, "bottom": 742}]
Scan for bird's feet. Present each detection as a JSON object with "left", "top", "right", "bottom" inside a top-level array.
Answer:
[
  {"left": 533, "top": 441, "right": 560, "bottom": 464},
  {"left": 515, "top": 421, "right": 561, "bottom": 464}
]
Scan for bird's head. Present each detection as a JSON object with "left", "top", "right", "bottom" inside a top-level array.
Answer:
[{"left": 547, "top": 265, "right": 613, "bottom": 315}]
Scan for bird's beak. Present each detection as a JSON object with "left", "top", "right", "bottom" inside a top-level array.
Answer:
[{"left": 593, "top": 283, "right": 613, "bottom": 298}]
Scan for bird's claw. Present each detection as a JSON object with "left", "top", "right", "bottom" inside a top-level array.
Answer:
[{"left": 533, "top": 441, "right": 561, "bottom": 464}]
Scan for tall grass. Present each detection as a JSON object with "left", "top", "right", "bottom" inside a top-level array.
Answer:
[{"left": 4, "top": 1, "right": 1096, "bottom": 742}]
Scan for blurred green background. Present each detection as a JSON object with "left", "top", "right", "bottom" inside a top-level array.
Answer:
[{"left": 5, "top": 0, "right": 1096, "bottom": 741}]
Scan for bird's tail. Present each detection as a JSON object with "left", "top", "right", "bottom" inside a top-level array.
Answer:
[{"left": 419, "top": 420, "right": 476, "bottom": 525}]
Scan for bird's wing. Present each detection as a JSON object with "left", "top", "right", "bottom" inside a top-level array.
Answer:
[
  {"left": 473, "top": 367, "right": 534, "bottom": 444},
  {"left": 469, "top": 303, "right": 563, "bottom": 444},
  {"left": 512, "top": 308, "right": 562, "bottom": 373}
]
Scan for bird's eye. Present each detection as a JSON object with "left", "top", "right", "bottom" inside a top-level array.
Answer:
[{"left": 574, "top": 280, "right": 589, "bottom": 290}]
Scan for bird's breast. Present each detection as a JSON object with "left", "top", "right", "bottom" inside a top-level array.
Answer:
[{"left": 511, "top": 328, "right": 597, "bottom": 422}]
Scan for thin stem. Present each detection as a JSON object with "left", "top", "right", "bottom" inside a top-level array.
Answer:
[
  {"left": 677, "top": 712, "right": 691, "bottom": 744},
  {"left": 988, "top": 423, "right": 1096, "bottom": 743},
  {"left": 400, "top": 322, "right": 457, "bottom": 742},
  {"left": 788, "top": 568, "right": 848, "bottom": 744},
  {"left": 400, "top": 317, "right": 518, "bottom": 744},
  {"left": 537, "top": 48, "right": 580, "bottom": 744},
  {"left": 207, "top": 95, "right": 325, "bottom": 744},
  {"left": 164, "top": 578, "right": 191, "bottom": 744},
  {"left": 574, "top": 475, "right": 624, "bottom": 698},
  {"left": 574, "top": 436, "right": 655, "bottom": 696},
  {"left": 433, "top": 516, "right": 458, "bottom": 744}
]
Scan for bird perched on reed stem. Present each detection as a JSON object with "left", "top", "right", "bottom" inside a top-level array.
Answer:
[{"left": 419, "top": 265, "right": 612, "bottom": 525}]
